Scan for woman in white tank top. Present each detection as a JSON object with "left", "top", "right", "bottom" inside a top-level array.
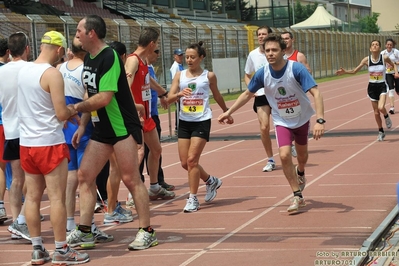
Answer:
[{"left": 167, "top": 41, "right": 233, "bottom": 213}]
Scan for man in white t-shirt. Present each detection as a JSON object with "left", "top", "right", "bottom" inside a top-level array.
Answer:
[
  {"left": 244, "top": 26, "right": 276, "bottom": 172},
  {"left": 170, "top": 48, "right": 184, "bottom": 135},
  {"left": 0, "top": 32, "right": 30, "bottom": 241}
]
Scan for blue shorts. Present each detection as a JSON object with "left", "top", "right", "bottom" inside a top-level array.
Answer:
[{"left": 68, "top": 139, "right": 89, "bottom": 171}]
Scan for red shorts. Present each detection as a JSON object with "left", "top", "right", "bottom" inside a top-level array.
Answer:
[
  {"left": 143, "top": 117, "right": 156, "bottom": 133},
  {"left": 0, "top": 125, "right": 7, "bottom": 163},
  {"left": 20, "top": 143, "right": 70, "bottom": 175}
]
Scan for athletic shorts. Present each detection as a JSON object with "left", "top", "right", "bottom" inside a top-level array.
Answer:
[
  {"left": 367, "top": 82, "right": 388, "bottom": 101},
  {"left": 0, "top": 126, "right": 7, "bottom": 163},
  {"left": 386, "top": 74, "right": 399, "bottom": 94},
  {"left": 275, "top": 121, "right": 310, "bottom": 148},
  {"left": 143, "top": 117, "right": 156, "bottom": 133},
  {"left": 67, "top": 139, "right": 89, "bottom": 171},
  {"left": 3, "top": 138, "right": 20, "bottom": 161},
  {"left": 20, "top": 143, "right": 70, "bottom": 175},
  {"left": 178, "top": 119, "right": 211, "bottom": 142},
  {"left": 253, "top": 95, "right": 270, "bottom": 113},
  {"left": 91, "top": 130, "right": 142, "bottom": 146}
]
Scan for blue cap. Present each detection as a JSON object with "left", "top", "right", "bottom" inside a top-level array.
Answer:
[{"left": 173, "top": 48, "right": 184, "bottom": 55}]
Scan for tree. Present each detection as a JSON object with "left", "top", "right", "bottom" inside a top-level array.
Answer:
[
  {"left": 210, "top": 0, "right": 255, "bottom": 21},
  {"left": 294, "top": 0, "right": 319, "bottom": 24},
  {"left": 354, "top": 12, "right": 380, "bottom": 33}
]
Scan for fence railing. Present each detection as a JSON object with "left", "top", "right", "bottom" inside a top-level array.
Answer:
[{"left": 1, "top": 12, "right": 398, "bottom": 92}]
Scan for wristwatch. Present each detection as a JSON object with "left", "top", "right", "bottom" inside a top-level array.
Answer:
[{"left": 316, "top": 118, "right": 326, "bottom": 124}]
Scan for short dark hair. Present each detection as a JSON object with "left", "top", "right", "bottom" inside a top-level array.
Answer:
[
  {"left": 386, "top": 38, "right": 396, "bottom": 47},
  {"left": 8, "top": 32, "right": 28, "bottom": 57},
  {"left": 187, "top": 41, "right": 206, "bottom": 58},
  {"left": 109, "top": 41, "right": 126, "bottom": 56},
  {"left": 0, "top": 38, "right": 8, "bottom": 57},
  {"left": 262, "top": 33, "right": 287, "bottom": 50},
  {"left": 83, "top": 15, "right": 106, "bottom": 40},
  {"left": 370, "top": 40, "right": 381, "bottom": 48},
  {"left": 281, "top": 31, "right": 293, "bottom": 39},
  {"left": 138, "top": 27, "right": 159, "bottom": 47},
  {"left": 256, "top": 25, "right": 272, "bottom": 35}
]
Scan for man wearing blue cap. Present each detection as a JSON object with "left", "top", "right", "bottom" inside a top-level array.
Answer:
[{"left": 170, "top": 48, "right": 185, "bottom": 135}]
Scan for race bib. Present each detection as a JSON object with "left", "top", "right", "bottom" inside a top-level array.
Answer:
[
  {"left": 142, "top": 88, "right": 151, "bottom": 101},
  {"left": 370, "top": 72, "right": 383, "bottom": 81},
  {"left": 91, "top": 110, "right": 100, "bottom": 122},
  {"left": 182, "top": 98, "right": 204, "bottom": 115},
  {"left": 277, "top": 99, "right": 301, "bottom": 118}
]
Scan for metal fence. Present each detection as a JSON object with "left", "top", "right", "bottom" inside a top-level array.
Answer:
[{"left": 1, "top": 12, "right": 399, "bottom": 91}]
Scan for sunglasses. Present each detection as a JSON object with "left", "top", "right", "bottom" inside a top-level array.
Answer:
[{"left": 154, "top": 49, "right": 160, "bottom": 54}]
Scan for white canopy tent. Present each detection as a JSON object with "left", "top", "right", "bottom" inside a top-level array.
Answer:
[{"left": 291, "top": 4, "right": 344, "bottom": 30}]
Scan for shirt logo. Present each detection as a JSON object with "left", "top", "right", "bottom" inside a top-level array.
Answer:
[{"left": 278, "top": 87, "right": 286, "bottom": 96}]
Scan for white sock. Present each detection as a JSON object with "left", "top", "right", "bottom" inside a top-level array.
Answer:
[
  {"left": 31, "top": 236, "right": 43, "bottom": 249},
  {"left": 91, "top": 216, "right": 96, "bottom": 232},
  {"left": 268, "top": 157, "right": 275, "bottom": 162},
  {"left": 17, "top": 215, "right": 26, "bottom": 224},
  {"left": 189, "top": 194, "right": 197, "bottom": 199},
  {"left": 150, "top": 183, "right": 160, "bottom": 192},
  {"left": 66, "top": 217, "right": 76, "bottom": 231}
]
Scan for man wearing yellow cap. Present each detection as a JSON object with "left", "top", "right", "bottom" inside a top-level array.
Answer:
[{"left": 17, "top": 30, "right": 90, "bottom": 265}]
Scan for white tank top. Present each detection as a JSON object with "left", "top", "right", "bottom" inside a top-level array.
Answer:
[
  {"left": 18, "top": 63, "right": 66, "bottom": 146},
  {"left": 263, "top": 60, "right": 315, "bottom": 128},
  {"left": 59, "top": 61, "right": 84, "bottom": 100},
  {"left": 368, "top": 54, "right": 386, "bottom": 83},
  {"left": 179, "top": 69, "right": 212, "bottom": 122}
]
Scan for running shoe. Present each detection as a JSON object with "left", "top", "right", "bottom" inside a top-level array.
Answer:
[
  {"left": 385, "top": 116, "right": 392, "bottom": 129},
  {"left": 104, "top": 210, "right": 133, "bottom": 224},
  {"left": 377, "top": 131, "right": 385, "bottom": 142},
  {"left": 296, "top": 165, "right": 307, "bottom": 192},
  {"left": 126, "top": 198, "right": 135, "bottom": 209},
  {"left": 183, "top": 197, "right": 200, "bottom": 213},
  {"left": 287, "top": 196, "right": 306, "bottom": 213},
  {"left": 291, "top": 144, "right": 297, "bottom": 158},
  {"left": 52, "top": 246, "right": 90, "bottom": 265},
  {"left": 7, "top": 220, "right": 31, "bottom": 241},
  {"left": 0, "top": 207, "right": 7, "bottom": 223},
  {"left": 262, "top": 160, "right": 276, "bottom": 172},
  {"left": 115, "top": 202, "right": 133, "bottom": 216},
  {"left": 389, "top": 108, "right": 395, "bottom": 115},
  {"left": 148, "top": 187, "right": 175, "bottom": 200},
  {"left": 159, "top": 182, "right": 175, "bottom": 191},
  {"left": 93, "top": 227, "right": 114, "bottom": 243},
  {"left": 66, "top": 228, "right": 95, "bottom": 249},
  {"left": 31, "top": 245, "right": 50, "bottom": 265},
  {"left": 128, "top": 228, "right": 158, "bottom": 250},
  {"left": 205, "top": 176, "right": 222, "bottom": 202}
]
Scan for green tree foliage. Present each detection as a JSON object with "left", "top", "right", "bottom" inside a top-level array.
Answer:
[
  {"left": 354, "top": 12, "right": 380, "bottom": 33},
  {"left": 210, "top": 0, "right": 255, "bottom": 21},
  {"left": 294, "top": 0, "right": 319, "bottom": 24}
]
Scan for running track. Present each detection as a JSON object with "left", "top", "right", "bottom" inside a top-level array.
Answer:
[{"left": 1, "top": 73, "right": 398, "bottom": 266}]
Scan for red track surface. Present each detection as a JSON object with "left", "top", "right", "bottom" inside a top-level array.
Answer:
[{"left": 1, "top": 73, "right": 398, "bottom": 266}]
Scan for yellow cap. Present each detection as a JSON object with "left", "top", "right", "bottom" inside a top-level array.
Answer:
[{"left": 41, "top": 31, "right": 67, "bottom": 50}]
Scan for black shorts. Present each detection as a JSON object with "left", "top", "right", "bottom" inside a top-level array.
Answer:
[
  {"left": 3, "top": 138, "right": 20, "bottom": 160},
  {"left": 91, "top": 129, "right": 142, "bottom": 146},
  {"left": 386, "top": 74, "right": 399, "bottom": 94},
  {"left": 367, "top": 82, "right": 388, "bottom": 101},
  {"left": 178, "top": 119, "right": 211, "bottom": 142},
  {"left": 253, "top": 95, "right": 270, "bottom": 113}
]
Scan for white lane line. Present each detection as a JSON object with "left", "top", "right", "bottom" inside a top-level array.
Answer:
[
  {"left": 254, "top": 227, "right": 372, "bottom": 230},
  {"left": 179, "top": 139, "right": 378, "bottom": 266}
]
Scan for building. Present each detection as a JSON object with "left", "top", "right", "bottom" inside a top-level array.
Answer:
[{"left": 371, "top": 0, "right": 399, "bottom": 33}]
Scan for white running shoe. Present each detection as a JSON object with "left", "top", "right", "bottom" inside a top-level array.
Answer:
[
  {"left": 291, "top": 144, "right": 297, "bottom": 158},
  {"left": 385, "top": 116, "right": 392, "bottom": 129},
  {"left": 377, "top": 131, "right": 385, "bottom": 141},
  {"left": 263, "top": 161, "right": 276, "bottom": 172}
]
